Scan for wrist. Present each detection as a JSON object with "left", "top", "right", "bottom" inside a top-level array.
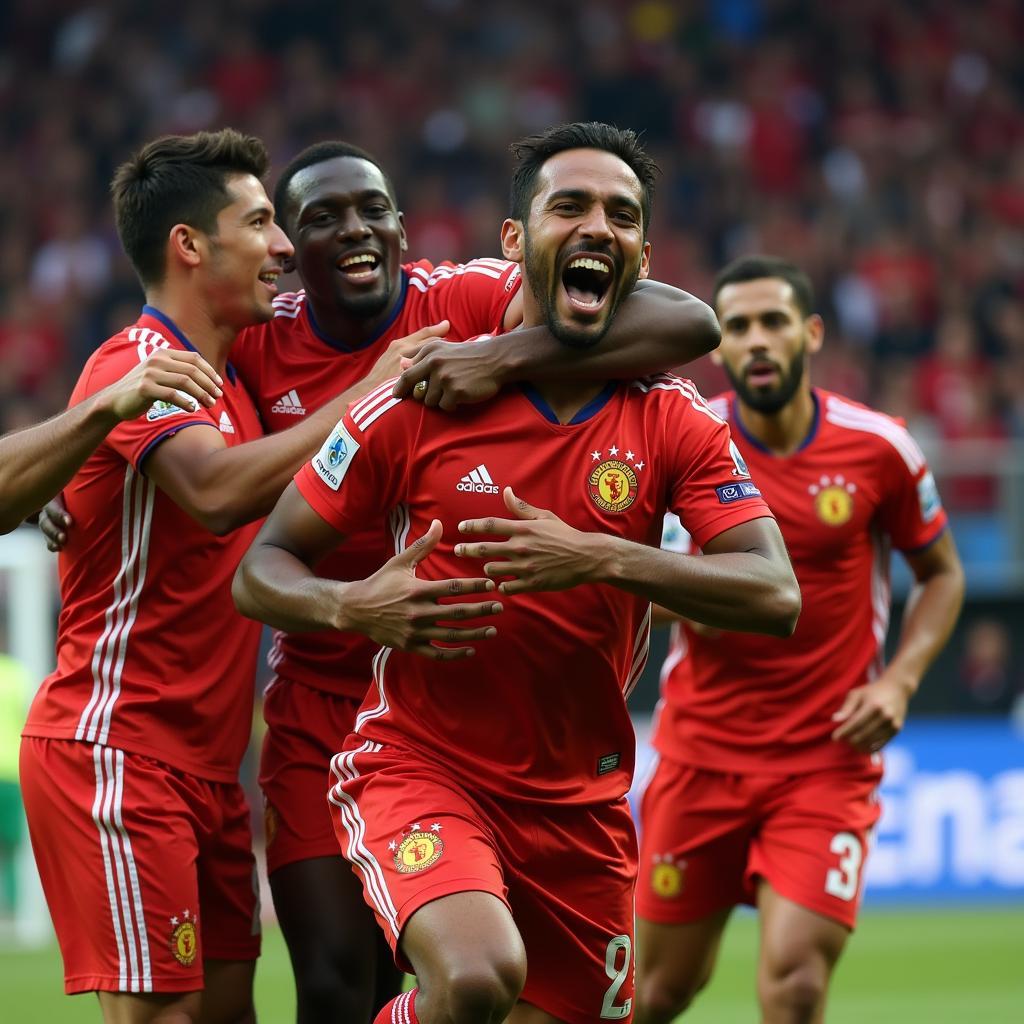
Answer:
[
  {"left": 89, "top": 388, "right": 127, "bottom": 427},
  {"left": 586, "top": 533, "right": 628, "bottom": 585},
  {"left": 884, "top": 665, "right": 920, "bottom": 699},
  {"left": 485, "top": 336, "right": 524, "bottom": 385}
]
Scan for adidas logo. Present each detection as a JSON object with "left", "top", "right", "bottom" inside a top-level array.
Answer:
[
  {"left": 219, "top": 411, "right": 235, "bottom": 434},
  {"left": 271, "top": 389, "right": 307, "bottom": 415},
  {"left": 457, "top": 464, "right": 499, "bottom": 494}
]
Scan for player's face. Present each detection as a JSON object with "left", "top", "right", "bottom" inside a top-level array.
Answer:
[
  {"left": 714, "top": 277, "right": 821, "bottom": 414},
  {"left": 203, "top": 174, "right": 292, "bottom": 329},
  {"left": 505, "top": 148, "right": 651, "bottom": 348},
  {"left": 286, "top": 157, "right": 406, "bottom": 319}
]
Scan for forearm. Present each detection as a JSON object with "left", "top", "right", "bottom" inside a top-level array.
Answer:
[
  {"left": 233, "top": 541, "right": 345, "bottom": 632},
  {"left": 885, "top": 569, "right": 965, "bottom": 695},
  {"left": 0, "top": 395, "right": 119, "bottom": 533},
  {"left": 593, "top": 532, "right": 799, "bottom": 637},
  {"left": 497, "top": 283, "right": 720, "bottom": 383}
]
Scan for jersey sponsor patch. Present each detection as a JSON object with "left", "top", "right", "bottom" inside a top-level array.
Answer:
[
  {"left": 312, "top": 422, "right": 360, "bottom": 491},
  {"left": 715, "top": 480, "right": 762, "bottom": 504},
  {"left": 917, "top": 470, "right": 942, "bottom": 523}
]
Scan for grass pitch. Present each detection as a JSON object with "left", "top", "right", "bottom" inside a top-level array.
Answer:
[{"left": 1, "top": 907, "right": 1020, "bottom": 1022}]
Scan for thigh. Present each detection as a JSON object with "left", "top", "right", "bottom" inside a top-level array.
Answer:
[
  {"left": 748, "top": 768, "right": 882, "bottom": 930},
  {"left": 20, "top": 738, "right": 204, "bottom": 995},
  {"left": 260, "top": 679, "right": 359, "bottom": 875},
  {"left": 503, "top": 798, "right": 638, "bottom": 1024},
  {"left": 329, "top": 742, "right": 511, "bottom": 972},
  {"left": 637, "top": 757, "right": 756, "bottom": 924},
  {"left": 195, "top": 781, "right": 261, "bottom": 964},
  {"left": 199, "top": 959, "right": 256, "bottom": 1024}
]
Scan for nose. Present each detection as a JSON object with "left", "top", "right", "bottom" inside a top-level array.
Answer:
[
  {"left": 578, "top": 205, "right": 614, "bottom": 244},
  {"left": 269, "top": 222, "right": 294, "bottom": 259},
  {"left": 335, "top": 209, "right": 372, "bottom": 241}
]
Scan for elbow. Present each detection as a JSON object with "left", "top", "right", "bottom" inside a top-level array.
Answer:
[
  {"left": 191, "top": 495, "right": 249, "bottom": 537},
  {"left": 684, "top": 298, "right": 721, "bottom": 358},
  {"left": 768, "top": 578, "right": 802, "bottom": 637},
  {"left": 231, "top": 560, "right": 259, "bottom": 620}
]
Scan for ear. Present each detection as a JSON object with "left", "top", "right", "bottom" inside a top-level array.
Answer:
[
  {"left": 500, "top": 218, "right": 525, "bottom": 263},
  {"left": 638, "top": 240, "right": 652, "bottom": 281},
  {"left": 805, "top": 313, "right": 825, "bottom": 355},
  {"left": 397, "top": 211, "right": 408, "bottom": 252},
  {"left": 167, "top": 223, "right": 202, "bottom": 271}
]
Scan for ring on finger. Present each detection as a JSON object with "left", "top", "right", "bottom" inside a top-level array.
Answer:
[{"left": 413, "top": 379, "right": 428, "bottom": 398}]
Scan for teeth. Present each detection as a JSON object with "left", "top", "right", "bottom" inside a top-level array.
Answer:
[
  {"left": 341, "top": 254, "right": 377, "bottom": 268},
  {"left": 567, "top": 257, "right": 609, "bottom": 273},
  {"left": 259, "top": 271, "right": 279, "bottom": 283}
]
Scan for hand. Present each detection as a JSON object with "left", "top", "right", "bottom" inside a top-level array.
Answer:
[
  {"left": 39, "top": 495, "right": 70, "bottom": 552},
  {"left": 341, "top": 519, "right": 502, "bottom": 660},
  {"left": 99, "top": 349, "right": 224, "bottom": 421},
  {"left": 357, "top": 321, "right": 450, "bottom": 402},
  {"left": 831, "top": 673, "right": 915, "bottom": 753},
  {"left": 455, "top": 487, "right": 603, "bottom": 595},
  {"left": 392, "top": 336, "right": 505, "bottom": 411}
]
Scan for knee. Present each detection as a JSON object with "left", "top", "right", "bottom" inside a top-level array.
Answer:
[
  {"left": 433, "top": 954, "right": 526, "bottom": 1024},
  {"left": 761, "top": 960, "right": 828, "bottom": 1020},
  {"left": 636, "top": 970, "right": 707, "bottom": 1023}
]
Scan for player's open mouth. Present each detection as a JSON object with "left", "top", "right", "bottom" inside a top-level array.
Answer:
[
  {"left": 746, "top": 360, "right": 781, "bottom": 387},
  {"left": 336, "top": 251, "right": 382, "bottom": 283},
  {"left": 561, "top": 254, "right": 613, "bottom": 315},
  {"left": 258, "top": 269, "right": 281, "bottom": 294}
]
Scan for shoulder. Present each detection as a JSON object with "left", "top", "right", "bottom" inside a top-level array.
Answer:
[
  {"left": 345, "top": 377, "right": 417, "bottom": 437},
  {"left": 405, "top": 258, "right": 519, "bottom": 294},
  {"left": 79, "top": 323, "right": 168, "bottom": 392},
  {"left": 234, "top": 291, "right": 308, "bottom": 356},
  {"left": 629, "top": 373, "right": 728, "bottom": 426},
  {"left": 820, "top": 390, "right": 927, "bottom": 475}
]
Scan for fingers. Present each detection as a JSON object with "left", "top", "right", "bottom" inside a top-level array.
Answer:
[
  {"left": 39, "top": 505, "right": 71, "bottom": 551},
  {"left": 423, "top": 577, "right": 497, "bottom": 598},
  {"left": 150, "top": 351, "right": 223, "bottom": 407},
  {"left": 415, "top": 625, "right": 499, "bottom": 643},
  {"left": 399, "top": 519, "right": 443, "bottom": 568},
  {"left": 456, "top": 518, "right": 523, "bottom": 539},
  {"left": 408, "top": 643, "right": 477, "bottom": 661},
  {"left": 416, "top": 599, "right": 503, "bottom": 622},
  {"left": 830, "top": 690, "right": 862, "bottom": 724},
  {"left": 504, "top": 486, "right": 547, "bottom": 520}
]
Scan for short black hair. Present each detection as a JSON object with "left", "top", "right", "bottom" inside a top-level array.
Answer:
[
  {"left": 273, "top": 141, "right": 397, "bottom": 232},
  {"left": 111, "top": 128, "right": 268, "bottom": 287},
  {"left": 713, "top": 255, "right": 816, "bottom": 317},
  {"left": 509, "top": 121, "right": 658, "bottom": 236}
]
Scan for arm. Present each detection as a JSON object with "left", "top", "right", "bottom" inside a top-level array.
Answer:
[
  {"left": 0, "top": 349, "right": 222, "bottom": 534},
  {"left": 140, "top": 321, "right": 450, "bottom": 536},
  {"left": 393, "top": 280, "right": 721, "bottom": 409},
  {"left": 456, "top": 487, "right": 801, "bottom": 638},
  {"left": 232, "top": 484, "right": 502, "bottom": 659},
  {"left": 832, "top": 530, "right": 965, "bottom": 752}
]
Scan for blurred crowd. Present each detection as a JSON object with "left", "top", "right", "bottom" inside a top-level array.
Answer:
[{"left": 2, "top": 0, "right": 1023, "bottom": 514}]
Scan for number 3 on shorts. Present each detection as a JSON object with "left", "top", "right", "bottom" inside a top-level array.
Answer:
[
  {"left": 824, "top": 831, "right": 863, "bottom": 902},
  {"left": 600, "top": 934, "right": 632, "bottom": 1020}
]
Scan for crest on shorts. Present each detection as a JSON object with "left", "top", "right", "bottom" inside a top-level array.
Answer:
[
  {"left": 390, "top": 822, "right": 445, "bottom": 874},
  {"left": 650, "top": 854, "right": 687, "bottom": 899},
  {"left": 809, "top": 475, "right": 856, "bottom": 526},
  {"left": 169, "top": 909, "right": 198, "bottom": 966}
]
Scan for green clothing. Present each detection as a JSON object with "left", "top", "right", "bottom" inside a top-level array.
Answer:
[{"left": 0, "top": 653, "right": 30, "bottom": 782}]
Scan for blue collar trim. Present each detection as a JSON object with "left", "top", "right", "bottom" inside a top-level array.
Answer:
[
  {"left": 521, "top": 381, "right": 618, "bottom": 425},
  {"left": 142, "top": 305, "right": 237, "bottom": 383},
  {"left": 732, "top": 389, "right": 820, "bottom": 455}
]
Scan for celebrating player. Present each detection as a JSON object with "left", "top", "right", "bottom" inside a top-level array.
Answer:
[
  {"left": 16, "top": 128, "right": 436, "bottom": 1024},
  {"left": 233, "top": 123, "right": 801, "bottom": 1024},
  {"left": 634, "top": 256, "right": 965, "bottom": 1024}
]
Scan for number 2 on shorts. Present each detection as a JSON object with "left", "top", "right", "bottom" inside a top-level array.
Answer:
[
  {"left": 601, "top": 933, "right": 633, "bottom": 1019},
  {"left": 824, "top": 831, "right": 863, "bottom": 902}
]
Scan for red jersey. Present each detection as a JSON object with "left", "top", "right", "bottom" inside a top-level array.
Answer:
[
  {"left": 653, "top": 388, "right": 948, "bottom": 775},
  {"left": 294, "top": 371, "right": 774, "bottom": 803},
  {"left": 231, "top": 258, "right": 521, "bottom": 697},
  {"left": 23, "top": 307, "right": 263, "bottom": 782}
]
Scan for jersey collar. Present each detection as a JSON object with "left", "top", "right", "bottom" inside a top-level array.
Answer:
[
  {"left": 305, "top": 270, "right": 409, "bottom": 353},
  {"left": 141, "top": 304, "right": 237, "bottom": 383},
  {"left": 731, "top": 388, "right": 820, "bottom": 456},
  {"left": 520, "top": 381, "right": 618, "bottom": 425}
]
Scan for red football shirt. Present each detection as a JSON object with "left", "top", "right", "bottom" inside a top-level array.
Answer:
[
  {"left": 652, "top": 388, "right": 948, "bottom": 775},
  {"left": 294, "top": 371, "right": 774, "bottom": 803},
  {"left": 23, "top": 307, "right": 264, "bottom": 782},
  {"left": 231, "top": 258, "right": 521, "bottom": 697}
]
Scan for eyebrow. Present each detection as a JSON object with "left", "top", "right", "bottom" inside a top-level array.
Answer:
[
  {"left": 241, "top": 203, "right": 274, "bottom": 222},
  {"left": 546, "top": 188, "right": 643, "bottom": 216}
]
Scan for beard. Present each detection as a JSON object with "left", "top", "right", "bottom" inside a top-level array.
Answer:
[
  {"left": 724, "top": 342, "right": 808, "bottom": 414},
  {"left": 523, "top": 232, "right": 638, "bottom": 350}
]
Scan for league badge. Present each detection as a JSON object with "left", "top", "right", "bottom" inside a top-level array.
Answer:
[
  {"left": 169, "top": 909, "right": 198, "bottom": 966},
  {"left": 391, "top": 822, "right": 445, "bottom": 874},
  {"left": 313, "top": 422, "right": 360, "bottom": 491}
]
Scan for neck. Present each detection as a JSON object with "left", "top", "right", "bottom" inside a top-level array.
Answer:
[
  {"left": 308, "top": 280, "right": 405, "bottom": 348},
  {"left": 735, "top": 385, "right": 816, "bottom": 457},
  {"left": 145, "top": 286, "right": 237, "bottom": 374},
  {"left": 529, "top": 377, "right": 608, "bottom": 424}
]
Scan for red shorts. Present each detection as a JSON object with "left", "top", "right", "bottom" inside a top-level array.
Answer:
[
  {"left": 331, "top": 742, "right": 638, "bottom": 1024},
  {"left": 20, "top": 738, "right": 260, "bottom": 994},
  {"left": 636, "top": 757, "right": 882, "bottom": 930},
  {"left": 259, "top": 677, "right": 361, "bottom": 875}
]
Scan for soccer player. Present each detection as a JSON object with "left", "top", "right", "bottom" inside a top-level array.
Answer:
[
  {"left": 223, "top": 140, "right": 724, "bottom": 1021},
  {"left": 17, "top": 129, "right": 452, "bottom": 1024},
  {"left": 233, "top": 122, "right": 801, "bottom": 1024},
  {"left": 0, "top": 347, "right": 222, "bottom": 534},
  {"left": 634, "top": 256, "right": 965, "bottom": 1024}
]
